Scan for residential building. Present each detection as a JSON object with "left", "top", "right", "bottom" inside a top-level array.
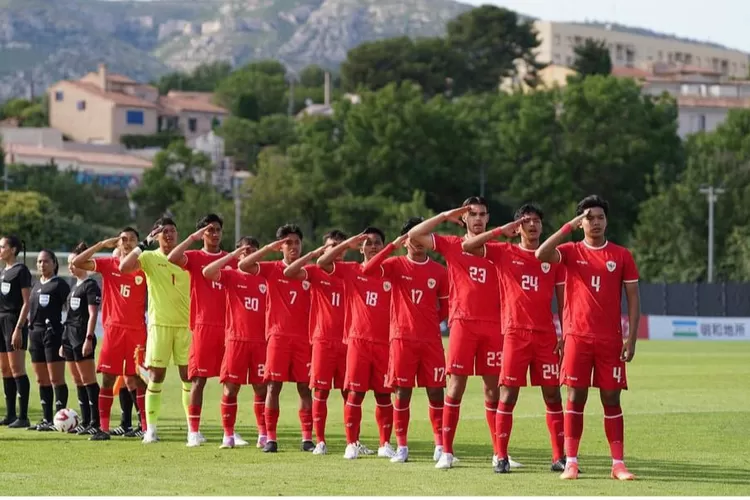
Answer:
[
  {"left": 500, "top": 64, "right": 577, "bottom": 93},
  {"left": 534, "top": 21, "right": 749, "bottom": 79},
  {"left": 48, "top": 64, "right": 228, "bottom": 145}
]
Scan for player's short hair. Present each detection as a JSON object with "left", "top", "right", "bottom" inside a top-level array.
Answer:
[
  {"left": 462, "top": 196, "right": 489, "bottom": 211},
  {"left": 514, "top": 203, "right": 544, "bottom": 221},
  {"left": 576, "top": 195, "right": 609, "bottom": 217},
  {"left": 322, "top": 229, "right": 347, "bottom": 244},
  {"left": 2, "top": 235, "right": 24, "bottom": 257},
  {"left": 72, "top": 242, "right": 88, "bottom": 255},
  {"left": 39, "top": 249, "right": 59, "bottom": 276},
  {"left": 196, "top": 213, "right": 224, "bottom": 230},
  {"left": 363, "top": 226, "right": 386, "bottom": 243},
  {"left": 236, "top": 236, "right": 260, "bottom": 249},
  {"left": 400, "top": 217, "right": 424, "bottom": 236},
  {"left": 276, "top": 224, "right": 303, "bottom": 240},
  {"left": 121, "top": 226, "right": 140, "bottom": 240},
  {"left": 154, "top": 217, "right": 177, "bottom": 230}
]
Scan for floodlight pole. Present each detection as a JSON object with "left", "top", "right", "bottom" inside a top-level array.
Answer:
[{"left": 699, "top": 185, "right": 725, "bottom": 283}]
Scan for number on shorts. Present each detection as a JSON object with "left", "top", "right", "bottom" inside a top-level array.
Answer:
[
  {"left": 366, "top": 291, "right": 378, "bottom": 307},
  {"left": 469, "top": 266, "right": 487, "bottom": 284},
  {"left": 331, "top": 292, "right": 341, "bottom": 307},
  {"left": 120, "top": 284, "right": 130, "bottom": 298},
  {"left": 542, "top": 363, "right": 559, "bottom": 380},
  {"left": 433, "top": 367, "right": 446, "bottom": 382},
  {"left": 612, "top": 366, "right": 622, "bottom": 383},
  {"left": 257, "top": 364, "right": 264, "bottom": 378},
  {"left": 591, "top": 275, "right": 601, "bottom": 292},
  {"left": 521, "top": 275, "right": 538, "bottom": 292},
  {"left": 244, "top": 297, "right": 260, "bottom": 311},
  {"left": 486, "top": 351, "right": 502, "bottom": 368},
  {"left": 411, "top": 289, "right": 423, "bottom": 304},
  {"left": 289, "top": 290, "right": 297, "bottom": 304}
]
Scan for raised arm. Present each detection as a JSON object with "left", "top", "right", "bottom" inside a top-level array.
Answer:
[
  {"left": 283, "top": 245, "right": 329, "bottom": 280},
  {"left": 238, "top": 238, "right": 288, "bottom": 274},
  {"left": 119, "top": 226, "right": 162, "bottom": 274},
  {"left": 622, "top": 282, "right": 641, "bottom": 363},
  {"left": 407, "top": 206, "right": 470, "bottom": 249},
  {"left": 535, "top": 210, "right": 589, "bottom": 263},
  {"left": 462, "top": 218, "right": 527, "bottom": 255},
  {"left": 168, "top": 227, "right": 208, "bottom": 267},
  {"left": 72, "top": 237, "right": 119, "bottom": 271},
  {"left": 317, "top": 234, "right": 367, "bottom": 273},
  {"left": 203, "top": 245, "right": 247, "bottom": 282},
  {"left": 362, "top": 235, "right": 405, "bottom": 276}
]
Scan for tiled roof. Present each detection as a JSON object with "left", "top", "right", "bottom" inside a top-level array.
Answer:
[
  {"left": 158, "top": 95, "right": 228, "bottom": 114},
  {"left": 58, "top": 81, "right": 158, "bottom": 109},
  {"left": 611, "top": 66, "right": 651, "bottom": 79},
  {"left": 678, "top": 96, "right": 750, "bottom": 109},
  {"left": 5, "top": 143, "right": 153, "bottom": 169}
]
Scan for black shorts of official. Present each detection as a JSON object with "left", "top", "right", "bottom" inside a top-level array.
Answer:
[
  {"left": 0, "top": 314, "right": 28, "bottom": 353},
  {"left": 29, "top": 326, "right": 64, "bottom": 364},
  {"left": 62, "top": 327, "right": 96, "bottom": 363}
]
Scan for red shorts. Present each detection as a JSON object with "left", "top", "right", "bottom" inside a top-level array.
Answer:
[
  {"left": 97, "top": 325, "right": 147, "bottom": 376},
  {"left": 447, "top": 319, "right": 503, "bottom": 376},
  {"left": 264, "top": 335, "right": 311, "bottom": 383},
  {"left": 501, "top": 329, "right": 560, "bottom": 387},
  {"left": 561, "top": 335, "right": 627, "bottom": 390},
  {"left": 344, "top": 338, "right": 391, "bottom": 393},
  {"left": 310, "top": 340, "right": 347, "bottom": 391},
  {"left": 220, "top": 339, "right": 267, "bottom": 385},
  {"left": 388, "top": 339, "right": 446, "bottom": 388},
  {"left": 188, "top": 325, "right": 225, "bottom": 379}
]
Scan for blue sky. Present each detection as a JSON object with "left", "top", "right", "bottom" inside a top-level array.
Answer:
[{"left": 463, "top": 0, "right": 750, "bottom": 53}]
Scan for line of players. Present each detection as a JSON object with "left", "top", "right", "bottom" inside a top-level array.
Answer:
[{"left": 0, "top": 193, "right": 640, "bottom": 480}]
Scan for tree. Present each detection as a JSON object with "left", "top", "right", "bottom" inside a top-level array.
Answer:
[
  {"left": 572, "top": 38, "right": 613, "bottom": 77},
  {"left": 299, "top": 64, "right": 327, "bottom": 88},
  {"left": 214, "top": 63, "right": 288, "bottom": 120},
  {"left": 155, "top": 61, "right": 233, "bottom": 94},
  {"left": 218, "top": 116, "right": 261, "bottom": 172},
  {"left": 0, "top": 97, "right": 48, "bottom": 127},
  {"left": 446, "top": 5, "right": 543, "bottom": 93}
]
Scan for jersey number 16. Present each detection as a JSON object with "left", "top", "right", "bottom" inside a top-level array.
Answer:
[{"left": 120, "top": 284, "right": 130, "bottom": 298}]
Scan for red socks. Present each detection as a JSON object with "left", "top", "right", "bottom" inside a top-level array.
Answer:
[
  {"left": 265, "top": 406, "right": 280, "bottom": 442},
  {"left": 312, "top": 389, "right": 329, "bottom": 443},
  {"left": 564, "top": 401, "right": 585, "bottom": 458},
  {"left": 442, "top": 396, "right": 461, "bottom": 454},
  {"left": 495, "top": 401, "right": 515, "bottom": 459},
  {"left": 188, "top": 404, "right": 201, "bottom": 433},
  {"left": 393, "top": 396, "right": 411, "bottom": 447},
  {"left": 299, "top": 408, "right": 313, "bottom": 442},
  {"left": 603, "top": 404, "right": 624, "bottom": 460},
  {"left": 98, "top": 387, "right": 114, "bottom": 433},
  {"left": 428, "top": 399, "right": 444, "bottom": 446},
  {"left": 375, "top": 394, "right": 393, "bottom": 446},
  {"left": 344, "top": 392, "right": 365, "bottom": 444},
  {"left": 485, "top": 399, "right": 499, "bottom": 456},
  {"left": 546, "top": 402, "right": 565, "bottom": 461},
  {"left": 221, "top": 395, "right": 237, "bottom": 437},
  {"left": 253, "top": 393, "right": 266, "bottom": 436}
]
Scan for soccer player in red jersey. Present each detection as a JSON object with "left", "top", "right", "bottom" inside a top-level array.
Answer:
[
  {"left": 203, "top": 236, "right": 269, "bottom": 449},
  {"left": 536, "top": 195, "right": 640, "bottom": 481},
  {"left": 238, "top": 224, "right": 313, "bottom": 453},
  {"left": 283, "top": 230, "right": 348, "bottom": 456},
  {"left": 71, "top": 228, "right": 148, "bottom": 439},
  {"left": 408, "top": 197, "right": 512, "bottom": 470},
  {"left": 317, "top": 228, "right": 395, "bottom": 460},
  {"left": 168, "top": 214, "right": 241, "bottom": 447},
  {"left": 362, "top": 217, "right": 449, "bottom": 464},
  {"left": 462, "top": 204, "right": 566, "bottom": 473}
]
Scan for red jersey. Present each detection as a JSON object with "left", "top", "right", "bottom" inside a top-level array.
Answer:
[
  {"left": 557, "top": 241, "right": 639, "bottom": 341},
  {"left": 332, "top": 262, "right": 391, "bottom": 345},
  {"left": 432, "top": 234, "right": 501, "bottom": 325},
  {"left": 255, "top": 260, "right": 310, "bottom": 339},
  {"left": 380, "top": 256, "right": 448, "bottom": 342},
  {"left": 217, "top": 268, "right": 266, "bottom": 343},
  {"left": 183, "top": 250, "right": 230, "bottom": 328},
  {"left": 93, "top": 257, "right": 147, "bottom": 330},
  {"left": 303, "top": 264, "right": 345, "bottom": 344},
  {"left": 486, "top": 243, "right": 565, "bottom": 333}
]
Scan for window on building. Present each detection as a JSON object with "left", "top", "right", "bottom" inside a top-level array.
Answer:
[
  {"left": 658, "top": 50, "right": 663, "bottom": 61},
  {"left": 126, "top": 110, "right": 144, "bottom": 125},
  {"left": 55, "top": 91, "right": 64, "bottom": 102},
  {"left": 566, "top": 55, "right": 572, "bottom": 65},
  {"left": 554, "top": 34, "right": 561, "bottom": 46},
  {"left": 574, "top": 35, "right": 582, "bottom": 45},
  {"left": 77, "top": 100, "right": 86, "bottom": 111},
  {"left": 616, "top": 44, "right": 623, "bottom": 60},
  {"left": 697, "top": 56, "right": 702, "bottom": 66},
  {"left": 685, "top": 54, "right": 693, "bottom": 64},
  {"left": 188, "top": 118, "right": 197, "bottom": 133},
  {"left": 721, "top": 60, "right": 729, "bottom": 74},
  {"left": 553, "top": 53, "right": 561, "bottom": 63},
  {"left": 697, "top": 114, "right": 706, "bottom": 132}
]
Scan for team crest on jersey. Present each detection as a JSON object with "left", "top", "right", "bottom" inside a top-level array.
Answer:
[
  {"left": 302, "top": 280, "right": 311, "bottom": 291},
  {"left": 0, "top": 282, "right": 9, "bottom": 295},
  {"left": 39, "top": 294, "right": 50, "bottom": 307},
  {"left": 135, "top": 276, "right": 144, "bottom": 286},
  {"left": 259, "top": 284, "right": 267, "bottom": 294},
  {"left": 70, "top": 297, "right": 81, "bottom": 311},
  {"left": 427, "top": 278, "right": 436, "bottom": 289},
  {"left": 383, "top": 281, "right": 392, "bottom": 292},
  {"left": 541, "top": 262, "right": 551, "bottom": 274},
  {"left": 606, "top": 260, "right": 617, "bottom": 272}
]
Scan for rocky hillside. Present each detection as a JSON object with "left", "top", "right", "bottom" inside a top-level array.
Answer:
[{"left": 0, "top": 0, "right": 472, "bottom": 100}]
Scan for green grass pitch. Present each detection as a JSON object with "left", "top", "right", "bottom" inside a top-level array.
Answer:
[{"left": 0, "top": 341, "right": 748, "bottom": 495}]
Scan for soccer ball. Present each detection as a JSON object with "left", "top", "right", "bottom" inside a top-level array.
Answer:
[{"left": 53, "top": 408, "right": 80, "bottom": 433}]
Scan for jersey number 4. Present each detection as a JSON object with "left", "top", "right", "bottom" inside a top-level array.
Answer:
[
  {"left": 591, "top": 275, "right": 601, "bottom": 292},
  {"left": 119, "top": 284, "right": 130, "bottom": 298}
]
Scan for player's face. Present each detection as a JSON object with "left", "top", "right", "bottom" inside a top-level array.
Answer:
[
  {"left": 520, "top": 213, "right": 542, "bottom": 241},
  {"left": 406, "top": 236, "right": 426, "bottom": 259},
  {"left": 582, "top": 207, "right": 607, "bottom": 238},
  {"left": 361, "top": 233, "right": 384, "bottom": 261},
  {"left": 462, "top": 204, "right": 489, "bottom": 235},
  {"left": 36, "top": 253, "right": 54, "bottom": 278},
  {"left": 0, "top": 238, "right": 12, "bottom": 262},
  {"left": 119, "top": 231, "right": 138, "bottom": 256},
  {"left": 159, "top": 224, "right": 178, "bottom": 249},
  {"left": 236, "top": 243, "right": 258, "bottom": 260},
  {"left": 203, "top": 222, "right": 223, "bottom": 248},
  {"left": 282, "top": 234, "right": 302, "bottom": 262},
  {"left": 326, "top": 238, "right": 345, "bottom": 262}
]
